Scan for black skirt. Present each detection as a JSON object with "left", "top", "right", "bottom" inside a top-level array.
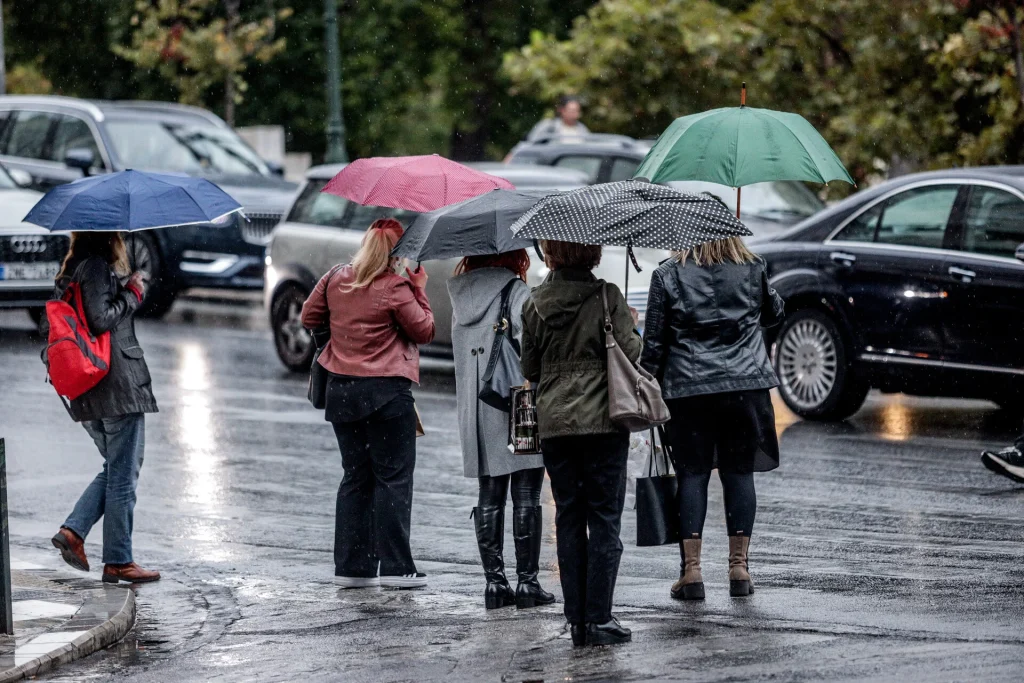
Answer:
[{"left": 665, "top": 389, "right": 779, "bottom": 474}]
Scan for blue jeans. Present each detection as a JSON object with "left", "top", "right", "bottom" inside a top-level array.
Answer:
[{"left": 63, "top": 414, "right": 145, "bottom": 565}]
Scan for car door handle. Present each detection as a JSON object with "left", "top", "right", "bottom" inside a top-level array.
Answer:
[
  {"left": 948, "top": 266, "right": 976, "bottom": 282},
  {"left": 830, "top": 251, "right": 856, "bottom": 266}
]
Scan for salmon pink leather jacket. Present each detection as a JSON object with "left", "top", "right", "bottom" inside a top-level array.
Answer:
[{"left": 300, "top": 265, "right": 435, "bottom": 383}]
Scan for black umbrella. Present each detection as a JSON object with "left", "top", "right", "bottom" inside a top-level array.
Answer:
[
  {"left": 391, "top": 188, "right": 554, "bottom": 261},
  {"left": 509, "top": 180, "right": 752, "bottom": 289}
]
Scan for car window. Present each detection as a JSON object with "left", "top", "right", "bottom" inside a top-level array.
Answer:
[
  {"left": 874, "top": 185, "right": 959, "bottom": 249},
  {"left": 553, "top": 155, "right": 602, "bottom": 183},
  {"left": 104, "top": 119, "right": 269, "bottom": 176},
  {"left": 609, "top": 157, "right": 640, "bottom": 182},
  {"left": 287, "top": 179, "right": 348, "bottom": 228},
  {"left": 0, "top": 110, "right": 9, "bottom": 143},
  {"left": 5, "top": 111, "right": 52, "bottom": 160},
  {"left": 347, "top": 203, "right": 418, "bottom": 231},
  {"left": 836, "top": 203, "right": 883, "bottom": 242},
  {"left": 49, "top": 115, "right": 104, "bottom": 167},
  {"left": 961, "top": 186, "right": 1024, "bottom": 259}
]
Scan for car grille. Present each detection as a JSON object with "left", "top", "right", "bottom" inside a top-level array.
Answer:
[
  {"left": 240, "top": 212, "right": 282, "bottom": 245},
  {"left": 627, "top": 288, "right": 649, "bottom": 334},
  {"left": 0, "top": 234, "right": 70, "bottom": 263}
]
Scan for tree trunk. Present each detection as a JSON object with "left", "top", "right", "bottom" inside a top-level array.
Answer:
[
  {"left": 1010, "top": 6, "right": 1024, "bottom": 106},
  {"left": 224, "top": 0, "right": 240, "bottom": 126},
  {"left": 449, "top": 0, "right": 492, "bottom": 161}
]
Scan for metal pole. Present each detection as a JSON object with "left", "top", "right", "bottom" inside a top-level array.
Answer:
[
  {"left": 324, "top": 0, "right": 348, "bottom": 163},
  {"left": 0, "top": 0, "right": 7, "bottom": 95},
  {"left": 0, "top": 439, "right": 13, "bottom": 635}
]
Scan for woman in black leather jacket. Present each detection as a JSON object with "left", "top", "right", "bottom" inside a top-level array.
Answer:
[{"left": 640, "top": 236, "right": 784, "bottom": 602}]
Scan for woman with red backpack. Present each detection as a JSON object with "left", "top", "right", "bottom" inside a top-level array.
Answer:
[{"left": 49, "top": 232, "right": 161, "bottom": 584}]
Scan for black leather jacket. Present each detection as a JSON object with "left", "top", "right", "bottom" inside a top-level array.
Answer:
[
  {"left": 55, "top": 256, "right": 158, "bottom": 422},
  {"left": 640, "top": 257, "right": 784, "bottom": 399}
]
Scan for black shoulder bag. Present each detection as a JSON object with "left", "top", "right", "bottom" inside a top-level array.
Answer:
[
  {"left": 308, "top": 266, "right": 342, "bottom": 409},
  {"left": 478, "top": 279, "right": 526, "bottom": 411}
]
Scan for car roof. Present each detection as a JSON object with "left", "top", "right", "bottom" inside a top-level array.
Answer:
[
  {"left": 303, "top": 161, "right": 589, "bottom": 188},
  {"left": 511, "top": 134, "right": 653, "bottom": 159},
  {"left": 0, "top": 95, "right": 227, "bottom": 127}
]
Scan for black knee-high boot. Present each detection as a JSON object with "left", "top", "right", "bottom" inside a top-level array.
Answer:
[
  {"left": 473, "top": 506, "right": 516, "bottom": 609},
  {"left": 512, "top": 506, "right": 556, "bottom": 609}
]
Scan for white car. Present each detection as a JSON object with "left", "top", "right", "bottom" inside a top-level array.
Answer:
[
  {"left": 0, "top": 164, "right": 63, "bottom": 325},
  {"left": 264, "top": 163, "right": 666, "bottom": 371}
]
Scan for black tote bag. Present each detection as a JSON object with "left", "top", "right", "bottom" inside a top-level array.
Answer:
[
  {"left": 308, "top": 266, "right": 341, "bottom": 409},
  {"left": 479, "top": 279, "right": 525, "bottom": 411},
  {"left": 635, "top": 428, "right": 680, "bottom": 547}
]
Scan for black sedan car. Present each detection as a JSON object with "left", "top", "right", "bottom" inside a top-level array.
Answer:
[{"left": 759, "top": 167, "right": 1024, "bottom": 420}]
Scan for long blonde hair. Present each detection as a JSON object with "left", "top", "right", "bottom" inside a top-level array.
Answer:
[
  {"left": 674, "top": 236, "right": 757, "bottom": 267},
  {"left": 57, "top": 232, "right": 130, "bottom": 280},
  {"left": 342, "top": 218, "right": 404, "bottom": 290}
]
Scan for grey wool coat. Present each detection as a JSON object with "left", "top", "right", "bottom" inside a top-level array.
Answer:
[{"left": 449, "top": 268, "right": 544, "bottom": 478}]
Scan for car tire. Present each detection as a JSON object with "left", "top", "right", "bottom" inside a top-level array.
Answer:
[
  {"left": 994, "top": 394, "right": 1024, "bottom": 419},
  {"left": 272, "top": 283, "right": 315, "bottom": 372},
  {"left": 773, "top": 309, "right": 869, "bottom": 421},
  {"left": 28, "top": 307, "right": 45, "bottom": 333},
  {"left": 127, "top": 232, "right": 176, "bottom": 318}
]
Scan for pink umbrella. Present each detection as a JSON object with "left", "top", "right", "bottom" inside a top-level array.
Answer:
[{"left": 322, "top": 154, "right": 515, "bottom": 213}]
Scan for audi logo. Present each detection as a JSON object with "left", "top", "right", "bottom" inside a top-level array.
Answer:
[{"left": 10, "top": 237, "right": 47, "bottom": 254}]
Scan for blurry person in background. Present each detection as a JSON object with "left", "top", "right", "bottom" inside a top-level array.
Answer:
[
  {"left": 301, "top": 218, "right": 434, "bottom": 590},
  {"left": 981, "top": 428, "right": 1024, "bottom": 484},
  {"left": 521, "top": 240, "right": 641, "bottom": 648},
  {"left": 640, "top": 236, "right": 784, "bottom": 602},
  {"left": 526, "top": 95, "right": 590, "bottom": 142},
  {"left": 50, "top": 232, "right": 161, "bottom": 585},
  {"left": 448, "top": 250, "right": 555, "bottom": 611}
]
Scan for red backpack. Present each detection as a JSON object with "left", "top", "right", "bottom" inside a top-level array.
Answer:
[{"left": 45, "top": 279, "right": 111, "bottom": 401}]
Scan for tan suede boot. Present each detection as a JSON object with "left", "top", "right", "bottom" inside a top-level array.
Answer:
[
  {"left": 729, "top": 535, "right": 754, "bottom": 597},
  {"left": 670, "top": 536, "right": 705, "bottom": 600}
]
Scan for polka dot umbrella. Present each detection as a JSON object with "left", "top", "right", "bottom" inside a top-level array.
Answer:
[{"left": 509, "top": 180, "right": 751, "bottom": 289}]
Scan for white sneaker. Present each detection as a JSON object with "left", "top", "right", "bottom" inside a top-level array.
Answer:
[
  {"left": 379, "top": 572, "right": 427, "bottom": 589},
  {"left": 335, "top": 576, "right": 380, "bottom": 589}
]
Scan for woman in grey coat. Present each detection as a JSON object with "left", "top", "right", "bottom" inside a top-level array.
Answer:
[{"left": 448, "top": 250, "right": 554, "bottom": 610}]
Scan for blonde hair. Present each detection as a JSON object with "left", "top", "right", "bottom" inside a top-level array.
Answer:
[
  {"left": 674, "top": 237, "right": 757, "bottom": 267},
  {"left": 57, "top": 232, "right": 130, "bottom": 280},
  {"left": 342, "top": 218, "right": 403, "bottom": 291}
]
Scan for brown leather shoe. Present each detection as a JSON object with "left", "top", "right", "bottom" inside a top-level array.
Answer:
[
  {"left": 51, "top": 528, "right": 89, "bottom": 572},
  {"left": 729, "top": 535, "right": 754, "bottom": 597},
  {"left": 102, "top": 562, "right": 161, "bottom": 584},
  {"left": 670, "top": 536, "right": 705, "bottom": 600}
]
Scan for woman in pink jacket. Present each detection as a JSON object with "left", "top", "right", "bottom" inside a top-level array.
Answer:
[{"left": 302, "top": 218, "right": 435, "bottom": 589}]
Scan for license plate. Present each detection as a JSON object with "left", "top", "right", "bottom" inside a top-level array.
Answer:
[{"left": 0, "top": 262, "right": 60, "bottom": 281}]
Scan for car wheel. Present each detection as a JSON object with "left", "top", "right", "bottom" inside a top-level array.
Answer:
[
  {"left": 127, "top": 232, "right": 176, "bottom": 318},
  {"left": 773, "top": 309, "right": 868, "bottom": 421},
  {"left": 272, "top": 284, "right": 314, "bottom": 372},
  {"left": 28, "top": 307, "right": 45, "bottom": 334}
]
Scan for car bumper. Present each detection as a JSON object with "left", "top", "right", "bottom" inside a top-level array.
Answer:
[
  {"left": 0, "top": 282, "right": 52, "bottom": 308},
  {"left": 177, "top": 251, "right": 265, "bottom": 290}
]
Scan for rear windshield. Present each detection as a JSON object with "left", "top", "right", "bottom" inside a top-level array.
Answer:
[{"left": 287, "top": 179, "right": 348, "bottom": 227}]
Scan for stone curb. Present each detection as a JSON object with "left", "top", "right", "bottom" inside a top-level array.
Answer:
[{"left": 0, "top": 585, "right": 135, "bottom": 683}]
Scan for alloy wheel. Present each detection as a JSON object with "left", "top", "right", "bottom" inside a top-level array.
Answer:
[
  {"left": 273, "top": 285, "right": 314, "bottom": 371},
  {"left": 777, "top": 317, "right": 839, "bottom": 411}
]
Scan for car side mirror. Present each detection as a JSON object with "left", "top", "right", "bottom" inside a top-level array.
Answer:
[
  {"left": 265, "top": 160, "right": 285, "bottom": 177},
  {"left": 1016, "top": 243, "right": 1024, "bottom": 263},
  {"left": 64, "top": 149, "right": 96, "bottom": 175},
  {"left": 7, "top": 168, "right": 33, "bottom": 188}
]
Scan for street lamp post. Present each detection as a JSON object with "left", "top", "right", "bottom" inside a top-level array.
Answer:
[
  {"left": 0, "top": 0, "right": 7, "bottom": 95},
  {"left": 323, "top": 0, "right": 347, "bottom": 163}
]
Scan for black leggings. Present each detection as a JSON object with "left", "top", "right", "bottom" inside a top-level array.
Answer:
[
  {"left": 679, "top": 470, "right": 756, "bottom": 538},
  {"left": 478, "top": 467, "right": 545, "bottom": 508}
]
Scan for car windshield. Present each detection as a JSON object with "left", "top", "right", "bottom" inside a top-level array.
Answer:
[
  {"left": 666, "top": 180, "right": 824, "bottom": 220},
  {"left": 104, "top": 119, "right": 270, "bottom": 176},
  {"left": 0, "top": 164, "right": 16, "bottom": 189}
]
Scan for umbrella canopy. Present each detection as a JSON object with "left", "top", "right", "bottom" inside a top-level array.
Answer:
[
  {"left": 391, "top": 189, "right": 552, "bottom": 262},
  {"left": 509, "top": 180, "right": 751, "bottom": 251},
  {"left": 633, "top": 106, "right": 854, "bottom": 188},
  {"left": 23, "top": 170, "right": 242, "bottom": 232},
  {"left": 322, "top": 154, "right": 515, "bottom": 213}
]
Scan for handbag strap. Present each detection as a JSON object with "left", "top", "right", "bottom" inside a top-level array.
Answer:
[
  {"left": 646, "top": 428, "right": 662, "bottom": 477},
  {"left": 601, "top": 282, "right": 615, "bottom": 345},
  {"left": 494, "top": 278, "right": 521, "bottom": 355}
]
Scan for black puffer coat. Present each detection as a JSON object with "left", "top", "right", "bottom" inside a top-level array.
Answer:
[
  {"left": 54, "top": 256, "right": 159, "bottom": 422},
  {"left": 640, "top": 257, "right": 784, "bottom": 399}
]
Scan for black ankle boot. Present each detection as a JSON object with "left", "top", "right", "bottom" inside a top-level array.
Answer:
[
  {"left": 586, "top": 617, "right": 632, "bottom": 646},
  {"left": 473, "top": 506, "right": 515, "bottom": 609},
  {"left": 512, "top": 505, "right": 556, "bottom": 609},
  {"left": 570, "top": 623, "right": 587, "bottom": 647}
]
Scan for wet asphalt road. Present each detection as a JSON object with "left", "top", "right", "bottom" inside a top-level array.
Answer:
[{"left": 2, "top": 297, "right": 1024, "bottom": 682}]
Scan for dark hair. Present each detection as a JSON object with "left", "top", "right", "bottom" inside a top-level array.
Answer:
[
  {"left": 541, "top": 240, "right": 601, "bottom": 271},
  {"left": 557, "top": 95, "right": 581, "bottom": 109},
  {"left": 454, "top": 249, "right": 530, "bottom": 280},
  {"left": 57, "top": 232, "right": 129, "bottom": 280}
]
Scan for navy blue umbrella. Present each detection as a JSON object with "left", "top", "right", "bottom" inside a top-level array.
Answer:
[
  {"left": 391, "top": 188, "right": 554, "bottom": 261},
  {"left": 22, "top": 170, "right": 242, "bottom": 233}
]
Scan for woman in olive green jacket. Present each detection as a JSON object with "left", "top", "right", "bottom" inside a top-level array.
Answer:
[{"left": 520, "top": 240, "right": 641, "bottom": 648}]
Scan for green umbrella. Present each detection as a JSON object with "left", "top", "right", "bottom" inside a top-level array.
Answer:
[{"left": 634, "top": 84, "right": 854, "bottom": 217}]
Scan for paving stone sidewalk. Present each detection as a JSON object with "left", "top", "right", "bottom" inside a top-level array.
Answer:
[{"left": 0, "top": 560, "right": 135, "bottom": 682}]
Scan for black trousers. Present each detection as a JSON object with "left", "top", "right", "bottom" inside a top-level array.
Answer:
[
  {"left": 331, "top": 391, "right": 417, "bottom": 577},
  {"left": 542, "top": 433, "right": 629, "bottom": 625},
  {"left": 478, "top": 467, "right": 545, "bottom": 508}
]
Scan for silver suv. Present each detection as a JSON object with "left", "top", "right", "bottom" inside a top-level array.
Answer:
[{"left": 264, "top": 163, "right": 667, "bottom": 371}]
